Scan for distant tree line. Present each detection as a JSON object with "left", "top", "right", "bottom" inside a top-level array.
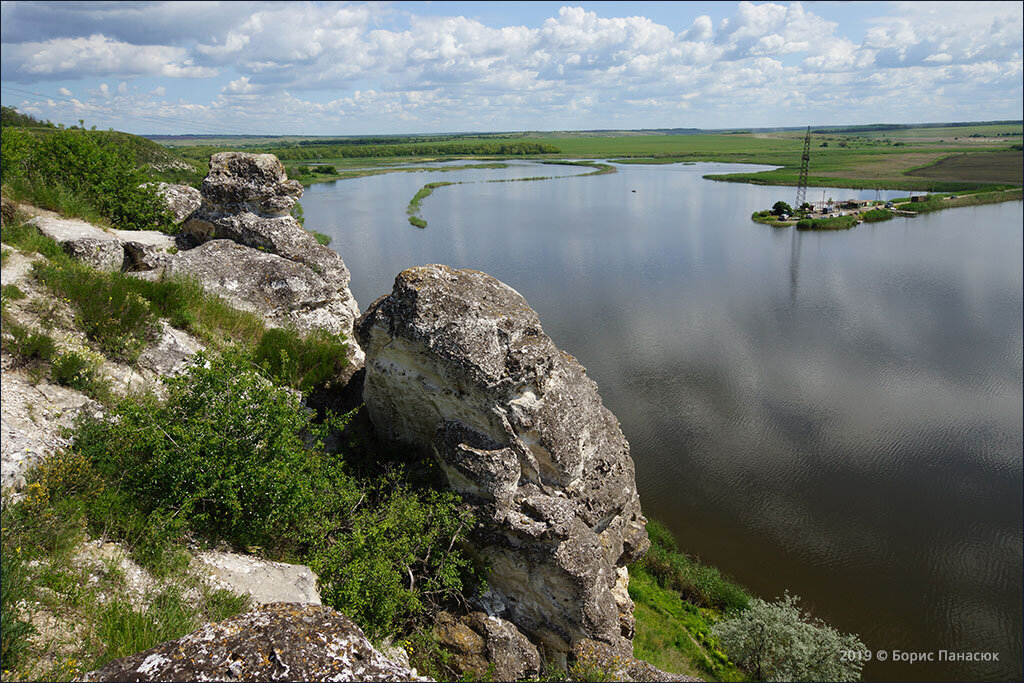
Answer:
[
  {"left": 267, "top": 140, "right": 560, "bottom": 160},
  {"left": 1, "top": 105, "right": 57, "bottom": 129},
  {"left": 813, "top": 120, "right": 1023, "bottom": 134}
]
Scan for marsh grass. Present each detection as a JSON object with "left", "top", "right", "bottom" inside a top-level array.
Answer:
[{"left": 406, "top": 181, "right": 457, "bottom": 228}]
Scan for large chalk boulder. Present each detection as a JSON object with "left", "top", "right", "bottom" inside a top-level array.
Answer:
[
  {"left": 356, "top": 264, "right": 649, "bottom": 662},
  {"left": 80, "top": 603, "right": 428, "bottom": 682}
]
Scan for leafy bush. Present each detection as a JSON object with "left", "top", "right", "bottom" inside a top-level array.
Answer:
[
  {"left": 0, "top": 127, "right": 173, "bottom": 231},
  {"left": 712, "top": 593, "right": 866, "bottom": 682},
  {"left": 71, "top": 347, "right": 479, "bottom": 638},
  {"left": 74, "top": 347, "right": 348, "bottom": 551},
  {"left": 310, "top": 485, "right": 477, "bottom": 639}
]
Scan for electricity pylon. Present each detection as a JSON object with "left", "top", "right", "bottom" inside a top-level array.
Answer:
[{"left": 795, "top": 126, "right": 811, "bottom": 209}]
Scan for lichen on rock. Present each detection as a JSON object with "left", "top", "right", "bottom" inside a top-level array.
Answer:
[
  {"left": 356, "top": 264, "right": 649, "bottom": 662},
  {"left": 79, "top": 603, "right": 429, "bottom": 682}
]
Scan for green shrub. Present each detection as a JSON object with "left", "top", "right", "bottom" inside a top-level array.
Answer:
[
  {"left": 254, "top": 327, "right": 349, "bottom": 393},
  {"left": 73, "top": 347, "right": 352, "bottom": 552},
  {"left": 712, "top": 593, "right": 866, "bottom": 682},
  {"left": 0, "top": 127, "right": 173, "bottom": 232},
  {"left": 67, "top": 347, "right": 479, "bottom": 639},
  {"left": 310, "top": 485, "right": 477, "bottom": 639},
  {"left": 310, "top": 230, "right": 331, "bottom": 246},
  {"left": 859, "top": 208, "right": 893, "bottom": 222}
]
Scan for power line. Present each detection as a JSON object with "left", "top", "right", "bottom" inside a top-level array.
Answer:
[{"left": 1, "top": 85, "right": 272, "bottom": 136}]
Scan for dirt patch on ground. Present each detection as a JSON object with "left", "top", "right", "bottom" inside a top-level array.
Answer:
[{"left": 905, "top": 151, "right": 1023, "bottom": 184}]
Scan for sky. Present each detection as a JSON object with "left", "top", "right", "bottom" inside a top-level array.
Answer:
[{"left": 1, "top": 1, "right": 1021, "bottom": 136}]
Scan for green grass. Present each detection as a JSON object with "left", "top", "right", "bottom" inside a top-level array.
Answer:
[
  {"left": 630, "top": 567, "right": 745, "bottom": 681},
  {"left": 627, "top": 519, "right": 749, "bottom": 681},
  {"left": 796, "top": 215, "right": 858, "bottom": 231},
  {"left": 1, "top": 479, "right": 252, "bottom": 681},
  {"left": 3, "top": 178, "right": 109, "bottom": 227},
  {"left": 2, "top": 283, "right": 26, "bottom": 300},
  {"left": 34, "top": 261, "right": 159, "bottom": 362},
  {"left": 254, "top": 327, "right": 349, "bottom": 392},
  {"left": 310, "top": 230, "right": 331, "bottom": 246}
]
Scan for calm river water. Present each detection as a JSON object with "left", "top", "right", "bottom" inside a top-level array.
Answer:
[{"left": 301, "top": 161, "right": 1023, "bottom": 681}]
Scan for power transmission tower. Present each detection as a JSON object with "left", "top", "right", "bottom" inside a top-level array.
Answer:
[{"left": 795, "top": 126, "right": 811, "bottom": 209}]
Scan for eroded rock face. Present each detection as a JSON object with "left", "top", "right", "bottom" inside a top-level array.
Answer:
[
  {"left": 435, "top": 611, "right": 540, "bottom": 681},
  {"left": 198, "top": 152, "right": 303, "bottom": 216},
  {"left": 180, "top": 152, "right": 362, "bottom": 369},
  {"left": 570, "top": 638, "right": 699, "bottom": 682},
  {"left": 356, "top": 264, "right": 649, "bottom": 661},
  {"left": 79, "top": 603, "right": 429, "bottom": 682},
  {"left": 165, "top": 240, "right": 360, "bottom": 354},
  {"left": 110, "top": 228, "right": 179, "bottom": 272}
]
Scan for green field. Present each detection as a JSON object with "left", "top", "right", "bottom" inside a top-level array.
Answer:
[{"left": 162, "top": 121, "right": 1024, "bottom": 192}]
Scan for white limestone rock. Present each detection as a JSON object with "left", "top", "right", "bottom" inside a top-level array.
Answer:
[
  {"left": 192, "top": 551, "right": 322, "bottom": 605},
  {"left": 355, "top": 264, "right": 649, "bottom": 660},
  {"left": 28, "top": 216, "right": 123, "bottom": 271}
]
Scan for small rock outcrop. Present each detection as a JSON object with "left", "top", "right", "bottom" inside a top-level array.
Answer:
[
  {"left": 192, "top": 551, "right": 322, "bottom": 606},
  {"left": 152, "top": 182, "right": 202, "bottom": 224},
  {"left": 356, "top": 264, "right": 649, "bottom": 663},
  {"left": 28, "top": 216, "right": 124, "bottom": 271},
  {"left": 435, "top": 611, "right": 541, "bottom": 681},
  {"left": 80, "top": 603, "right": 428, "bottom": 682},
  {"left": 164, "top": 240, "right": 358, "bottom": 340},
  {"left": 110, "top": 228, "right": 178, "bottom": 272},
  {"left": 179, "top": 152, "right": 362, "bottom": 369}
]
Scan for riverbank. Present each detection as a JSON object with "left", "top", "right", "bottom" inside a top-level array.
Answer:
[{"left": 752, "top": 187, "right": 1023, "bottom": 230}]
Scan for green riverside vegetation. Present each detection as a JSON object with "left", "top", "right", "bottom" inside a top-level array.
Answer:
[{"left": 407, "top": 181, "right": 457, "bottom": 228}]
